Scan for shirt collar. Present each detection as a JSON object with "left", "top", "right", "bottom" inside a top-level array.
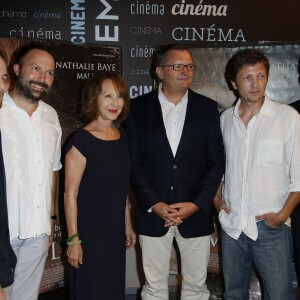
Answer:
[
  {"left": 3, "top": 91, "right": 47, "bottom": 112},
  {"left": 158, "top": 83, "right": 188, "bottom": 108},
  {"left": 233, "top": 95, "right": 274, "bottom": 117}
]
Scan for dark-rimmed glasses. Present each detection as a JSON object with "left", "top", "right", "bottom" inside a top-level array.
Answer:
[{"left": 159, "top": 64, "right": 196, "bottom": 71}]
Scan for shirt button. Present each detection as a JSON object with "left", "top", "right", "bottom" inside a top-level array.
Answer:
[{"left": 172, "top": 164, "right": 177, "bottom": 170}]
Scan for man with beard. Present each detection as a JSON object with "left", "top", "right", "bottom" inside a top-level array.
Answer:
[{"left": 0, "top": 43, "right": 62, "bottom": 300}]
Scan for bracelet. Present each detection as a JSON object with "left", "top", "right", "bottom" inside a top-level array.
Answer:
[
  {"left": 67, "top": 240, "right": 82, "bottom": 246},
  {"left": 66, "top": 232, "right": 79, "bottom": 243},
  {"left": 51, "top": 215, "right": 57, "bottom": 220}
]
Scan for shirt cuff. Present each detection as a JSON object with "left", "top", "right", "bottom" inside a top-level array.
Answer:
[{"left": 147, "top": 206, "right": 153, "bottom": 213}]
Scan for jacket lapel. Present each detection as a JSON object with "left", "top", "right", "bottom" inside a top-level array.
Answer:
[
  {"left": 175, "top": 93, "right": 194, "bottom": 160},
  {"left": 152, "top": 93, "right": 174, "bottom": 158}
]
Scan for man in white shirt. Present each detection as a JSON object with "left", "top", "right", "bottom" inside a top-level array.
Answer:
[
  {"left": 0, "top": 42, "right": 62, "bottom": 300},
  {"left": 214, "top": 49, "right": 300, "bottom": 300},
  {"left": 290, "top": 98, "right": 300, "bottom": 286}
]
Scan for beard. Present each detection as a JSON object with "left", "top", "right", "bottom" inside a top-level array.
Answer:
[{"left": 15, "top": 75, "right": 50, "bottom": 103}]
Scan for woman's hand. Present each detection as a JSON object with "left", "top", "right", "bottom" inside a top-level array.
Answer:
[
  {"left": 0, "top": 287, "right": 6, "bottom": 300},
  {"left": 125, "top": 225, "right": 136, "bottom": 250},
  {"left": 125, "top": 196, "right": 136, "bottom": 250},
  {"left": 67, "top": 244, "right": 83, "bottom": 268}
]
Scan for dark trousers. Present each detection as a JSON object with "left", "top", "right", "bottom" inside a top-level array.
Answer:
[{"left": 292, "top": 209, "right": 300, "bottom": 285}]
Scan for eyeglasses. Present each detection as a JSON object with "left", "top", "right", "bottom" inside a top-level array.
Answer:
[{"left": 159, "top": 64, "right": 197, "bottom": 71}]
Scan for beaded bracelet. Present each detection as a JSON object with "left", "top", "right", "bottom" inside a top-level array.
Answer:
[
  {"left": 67, "top": 240, "right": 82, "bottom": 246},
  {"left": 66, "top": 232, "right": 79, "bottom": 243}
]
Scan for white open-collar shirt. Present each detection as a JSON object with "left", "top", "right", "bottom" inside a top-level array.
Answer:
[
  {"left": 158, "top": 84, "right": 188, "bottom": 156},
  {"left": 220, "top": 96, "right": 300, "bottom": 240},
  {"left": 0, "top": 92, "right": 62, "bottom": 240}
]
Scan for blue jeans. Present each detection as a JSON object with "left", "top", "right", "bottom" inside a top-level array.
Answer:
[{"left": 221, "top": 221, "right": 294, "bottom": 300}]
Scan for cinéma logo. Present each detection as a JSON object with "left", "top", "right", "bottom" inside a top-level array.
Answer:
[{"left": 171, "top": 0, "right": 227, "bottom": 16}]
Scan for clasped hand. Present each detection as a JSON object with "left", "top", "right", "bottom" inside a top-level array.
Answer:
[{"left": 152, "top": 202, "right": 199, "bottom": 227}]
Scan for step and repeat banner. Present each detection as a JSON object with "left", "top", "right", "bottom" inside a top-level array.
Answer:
[
  {"left": 0, "top": 0, "right": 300, "bottom": 294},
  {"left": 0, "top": 0, "right": 299, "bottom": 97},
  {"left": 190, "top": 45, "right": 300, "bottom": 110}
]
